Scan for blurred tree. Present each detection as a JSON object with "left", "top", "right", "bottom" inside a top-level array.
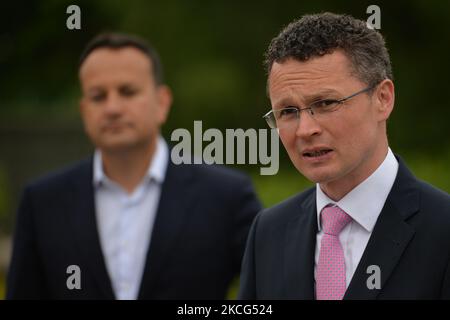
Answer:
[{"left": 1, "top": 0, "right": 449, "bottom": 153}]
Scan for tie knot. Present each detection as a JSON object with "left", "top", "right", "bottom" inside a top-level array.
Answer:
[{"left": 320, "top": 205, "right": 352, "bottom": 236}]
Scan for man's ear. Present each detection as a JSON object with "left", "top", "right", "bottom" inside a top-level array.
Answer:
[
  {"left": 375, "top": 79, "right": 395, "bottom": 121},
  {"left": 157, "top": 85, "right": 173, "bottom": 125}
]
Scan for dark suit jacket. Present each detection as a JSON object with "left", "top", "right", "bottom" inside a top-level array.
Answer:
[
  {"left": 7, "top": 158, "right": 262, "bottom": 299},
  {"left": 239, "top": 157, "right": 450, "bottom": 299}
]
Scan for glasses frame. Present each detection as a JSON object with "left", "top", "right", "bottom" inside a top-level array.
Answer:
[{"left": 263, "top": 84, "right": 377, "bottom": 129}]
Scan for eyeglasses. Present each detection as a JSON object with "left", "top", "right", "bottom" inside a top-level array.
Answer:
[{"left": 263, "top": 85, "right": 375, "bottom": 129}]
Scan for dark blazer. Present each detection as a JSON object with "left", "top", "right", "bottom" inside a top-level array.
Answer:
[
  {"left": 239, "top": 156, "right": 450, "bottom": 299},
  {"left": 7, "top": 158, "right": 262, "bottom": 299}
]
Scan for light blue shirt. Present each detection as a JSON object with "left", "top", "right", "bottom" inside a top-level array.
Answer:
[
  {"left": 93, "top": 137, "right": 169, "bottom": 300},
  {"left": 315, "top": 147, "right": 399, "bottom": 288}
]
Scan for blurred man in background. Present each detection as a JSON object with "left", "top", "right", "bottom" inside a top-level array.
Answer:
[
  {"left": 239, "top": 12, "right": 450, "bottom": 299},
  {"left": 7, "top": 33, "right": 261, "bottom": 299}
]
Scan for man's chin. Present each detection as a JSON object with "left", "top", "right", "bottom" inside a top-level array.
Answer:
[
  {"left": 297, "top": 166, "right": 337, "bottom": 184},
  {"left": 97, "top": 139, "right": 139, "bottom": 153}
]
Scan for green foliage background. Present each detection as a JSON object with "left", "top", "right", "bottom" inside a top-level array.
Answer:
[{"left": 0, "top": 0, "right": 449, "bottom": 299}]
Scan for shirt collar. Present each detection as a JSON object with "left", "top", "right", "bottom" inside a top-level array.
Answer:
[
  {"left": 93, "top": 136, "right": 169, "bottom": 188},
  {"left": 316, "top": 147, "right": 399, "bottom": 233}
]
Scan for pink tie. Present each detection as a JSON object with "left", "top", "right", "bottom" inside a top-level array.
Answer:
[{"left": 316, "top": 205, "right": 352, "bottom": 300}]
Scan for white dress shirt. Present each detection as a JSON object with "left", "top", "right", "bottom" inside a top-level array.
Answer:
[
  {"left": 93, "top": 136, "right": 168, "bottom": 300},
  {"left": 314, "top": 148, "right": 399, "bottom": 288}
]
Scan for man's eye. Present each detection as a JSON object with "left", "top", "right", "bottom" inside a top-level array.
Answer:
[
  {"left": 120, "top": 88, "right": 137, "bottom": 97},
  {"left": 277, "top": 108, "right": 298, "bottom": 119},
  {"left": 90, "top": 94, "right": 106, "bottom": 102},
  {"left": 312, "top": 99, "right": 339, "bottom": 110}
]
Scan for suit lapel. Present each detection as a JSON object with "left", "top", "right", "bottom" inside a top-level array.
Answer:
[
  {"left": 68, "top": 159, "right": 115, "bottom": 299},
  {"left": 283, "top": 190, "right": 318, "bottom": 299},
  {"left": 138, "top": 161, "right": 195, "bottom": 299},
  {"left": 344, "top": 157, "right": 420, "bottom": 300}
]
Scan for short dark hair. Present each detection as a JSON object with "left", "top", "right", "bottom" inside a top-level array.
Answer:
[
  {"left": 264, "top": 12, "right": 393, "bottom": 87},
  {"left": 79, "top": 32, "right": 164, "bottom": 85}
]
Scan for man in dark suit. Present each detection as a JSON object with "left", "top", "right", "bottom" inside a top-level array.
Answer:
[
  {"left": 7, "top": 33, "right": 262, "bottom": 299},
  {"left": 239, "top": 13, "right": 450, "bottom": 299}
]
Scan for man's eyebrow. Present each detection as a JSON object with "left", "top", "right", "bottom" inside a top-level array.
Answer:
[
  {"left": 271, "top": 97, "right": 296, "bottom": 109},
  {"left": 301, "top": 88, "right": 341, "bottom": 102},
  {"left": 86, "top": 87, "right": 104, "bottom": 94},
  {"left": 119, "top": 83, "right": 138, "bottom": 89},
  {"left": 272, "top": 88, "right": 342, "bottom": 109}
]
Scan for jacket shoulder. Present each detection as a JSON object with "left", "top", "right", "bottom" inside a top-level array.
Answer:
[
  {"left": 257, "top": 187, "right": 315, "bottom": 227},
  {"left": 416, "top": 179, "right": 450, "bottom": 228},
  {"left": 25, "top": 158, "right": 92, "bottom": 195},
  {"left": 193, "top": 163, "right": 250, "bottom": 180},
  {"left": 418, "top": 179, "right": 450, "bottom": 207},
  {"left": 182, "top": 163, "right": 254, "bottom": 189}
]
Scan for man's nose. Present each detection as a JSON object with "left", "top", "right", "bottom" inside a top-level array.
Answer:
[
  {"left": 294, "top": 110, "right": 322, "bottom": 139},
  {"left": 104, "top": 93, "right": 123, "bottom": 115}
]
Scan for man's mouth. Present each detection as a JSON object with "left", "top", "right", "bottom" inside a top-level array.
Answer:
[
  {"left": 302, "top": 149, "right": 333, "bottom": 158},
  {"left": 103, "top": 122, "right": 129, "bottom": 131}
]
